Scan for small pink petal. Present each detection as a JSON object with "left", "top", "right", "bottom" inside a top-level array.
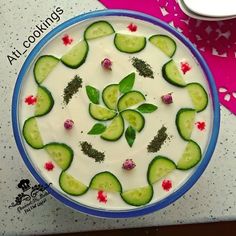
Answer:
[
  {"left": 195, "top": 121, "right": 206, "bottom": 131},
  {"left": 127, "top": 23, "right": 137, "bottom": 32},
  {"left": 44, "top": 161, "right": 54, "bottom": 171},
  {"left": 162, "top": 179, "right": 172, "bottom": 191},
  {"left": 97, "top": 190, "right": 107, "bottom": 203},
  {"left": 62, "top": 34, "right": 73, "bottom": 46},
  {"left": 181, "top": 61, "right": 191, "bottom": 74},
  {"left": 25, "top": 95, "right": 37, "bottom": 105}
]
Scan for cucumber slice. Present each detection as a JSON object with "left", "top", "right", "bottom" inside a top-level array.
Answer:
[
  {"left": 89, "top": 103, "right": 117, "bottom": 121},
  {"left": 177, "top": 140, "right": 202, "bottom": 170},
  {"left": 90, "top": 171, "right": 122, "bottom": 192},
  {"left": 147, "top": 156, "right": 176, "bottom": 184},
  {"left": 114, "top": 33, "right": 146, "bottom": 53},
  {"left": 162, "top": 60, "right": 186, "bottom": 87},
  {"left": 61, "top": 40, "right": 88, "bottom": 69},
  {"left": 176, "top": 108, "right": 196, "bottom": 141},
  {"left": 149, "top": 35, "right": 176, "bottom": 57},
  {"left": 117, "top": 91, "right": 145, "bottom": 111},
  {"left": 102, "top": 84, "right": 119, "bottom": 110},
  {"left": 101, "top": 115, "right": 124, "bottom": 141},
  {"left": 121, "top": 185, "right": 153, "bottom": 206},
  {"left": 23, "top": 117, "right": 44, "bottom": 149},
  {"left": 44, "top": 143, "right": 73, "bottom": 170},
  {"left": 35, "top": 86, "right": 54, "bottom": 116},
  {"left": 59, "top": 171, "right": 88, "bottom": 196},
  {"left": 84, "top": 21, "right": 115, "bottom": 40},
  {"left": 34, "top": 55, "right": 59, "bottom": 84},
  {"left": 187, "top": 83, "right": 208, "bottom": 112},
  {"left": 121, "top": 109, "right": 145, "bottom": 132}
]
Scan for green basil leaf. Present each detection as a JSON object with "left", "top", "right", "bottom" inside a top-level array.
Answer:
[
  {"left": 137, "top": 103, "right": 158, "bottom": 113},
  {"left": 88, "top": 123, "right": 106, "bottom": 135},
  {"left": 119, "top": 72, "right": 135, "bottom": 93},
  {"left": 86, "top": 85, "right": 100, "bottom": 104},
  {"left": 125, "top": 126, "right": 136, "bottom": 147}
]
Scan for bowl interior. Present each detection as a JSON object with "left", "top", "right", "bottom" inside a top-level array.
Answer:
[{"left": 12, "top": 9, "right": 220, "bottom": 218}]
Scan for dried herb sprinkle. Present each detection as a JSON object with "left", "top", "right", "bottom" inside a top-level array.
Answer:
[
  {"left": 63, "top": 75, "right": 82, "bottom": 105},
  {"left": 80, "top": 141, "right": 105, "bottom": 163},
  {"left": 131, "top": 57, "right": 154, "bottom": 78},
  {"left": 147, "top": 126, "right": 168, "bottom": 152}
]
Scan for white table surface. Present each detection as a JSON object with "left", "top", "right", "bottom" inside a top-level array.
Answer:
[{"left": 0, "top": 0, "right": 236, "bottom": 235}]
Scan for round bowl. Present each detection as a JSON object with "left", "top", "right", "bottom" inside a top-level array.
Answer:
[{"left": 12, "top": 10, "right": 220, "bottom": 218}]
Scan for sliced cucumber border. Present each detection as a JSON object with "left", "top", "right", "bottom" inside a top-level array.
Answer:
[
  {"left": 60, "top": 40, "right": 89, "bottom": 69},
  {"left": 175, "top": 108, "right": 196, "bottom": 141},
  {"left": 149, "top": 34, "right": 177, "bottom": 58},
  {"left": 176, "top": 140, "right": 202, "bottom": 170},
  {"left": 147, "top": 156, "right": 177, "bottom": 185},
  {"left": 33, "top": 55, "right": 60, "bottom": 85},
  {"left": 89, "top": 171, "right": 123, "bottom": 192},
  {"left": 162, "top": 59, "right": 186, "bottom": 88},
  {"left": 35, "top": 86, "right": 54, "bottom": 117},
  {"left": 187, "top": 82, "right": 209, "bottom": 112},
  {"left": 120, "top": 185, "right": 154, "bottom": 207},
  {"left": 59, "top": 171, "right": 89, "bottom": 196},
  {"left": 22, "top": 116, "right": 44, "bottom": 149},
  {"left": 44, "top": 142, "right": 74, "bottom": 170},
  {"left": 84, "top": 20, "right": 115, "bottom": 40},
  {"left": 114, "top": 33, "right": 147, "bottom": 54}
]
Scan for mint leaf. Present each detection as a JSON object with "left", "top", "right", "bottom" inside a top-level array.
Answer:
[
  {"left": 125, "top": 126, "right": 136, "bottom": 147},
  {"left": 137, "top": 103, "right": 158, "bottom": 113},
  {"left": 88, "top": 123, "right": 106, "bottom": 135},
  {"left": 86, "top": 85, "right": 100, "bottom": 104},
  {"left": 119, "top": 72, "right": 135, "bottom": 93}
]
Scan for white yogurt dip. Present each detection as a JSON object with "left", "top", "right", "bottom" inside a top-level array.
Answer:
[{"left": 19, "top": 16, "right": 212, "bottom": 210}]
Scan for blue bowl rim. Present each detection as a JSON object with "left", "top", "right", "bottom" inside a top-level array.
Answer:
[{"left": 12, "top": 9, "right": 220, "bottom": 218}]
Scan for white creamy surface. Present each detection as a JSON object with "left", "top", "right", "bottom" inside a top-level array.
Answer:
[{"left": 19, "top": 16, "right": 212, "bottom": 210}]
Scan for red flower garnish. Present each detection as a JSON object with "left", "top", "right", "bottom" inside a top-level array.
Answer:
[
  {"left": 64, "top": 119, "right": 74, "bottom": 130},
  {"left": 62, "top": 34, "right": 73, "bottom": 45},
  {"left": 25, "top": 95, "right": 37, "bottom": 105},
  {"left": 127, "top": 23, "right": 137, "bottom": 32},
  {"left": 122, "top": 159, "right": 136, "bottom": 170},
  {"left": 97, "top": 190, "right": 107, "bottom": 203},
  {"left": 161, "top": 93, "right": 173, "bottom": 104},
  {"left": 195, "top": 121, "right": 206, "bottom": 131},
  {"left": 162, "top": 179, "right": 172, "bottom": 191},
  {"left": 44, "top": 161, "right": 54, "bottom": 171},
  {"left": 181, "top": 61, "right": 191, "bottom": 74},
  {"left": 101, "top": 58, "right": 112, "bottom": 70}
]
